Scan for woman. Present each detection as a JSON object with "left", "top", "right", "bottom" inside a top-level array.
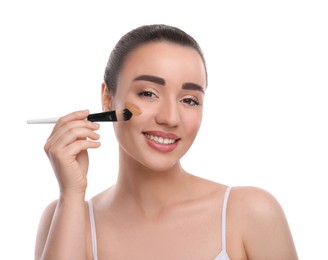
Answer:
[{"left": 35, "top": 24, "right": 298, "bottom": 259}]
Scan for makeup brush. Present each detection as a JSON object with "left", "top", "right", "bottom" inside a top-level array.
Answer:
[{"left": 27, "top": 102, "right": 141, "bottom": 124}]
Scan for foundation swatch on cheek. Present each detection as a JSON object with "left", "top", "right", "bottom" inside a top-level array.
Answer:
[{"left": 125, "top": 102, "right": 142, "bottom": 117}]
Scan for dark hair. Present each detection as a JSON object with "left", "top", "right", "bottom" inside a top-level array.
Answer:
[{"left": 104, "top": 24, "right": 207, "bottom": 95}]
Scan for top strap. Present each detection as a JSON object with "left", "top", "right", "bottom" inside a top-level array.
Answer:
[
  {"left": 88, "top": 200, "right": 98, "bottom": 260},
  {"left": 221, "top": 186, "right": 232, "bottom": 251}
]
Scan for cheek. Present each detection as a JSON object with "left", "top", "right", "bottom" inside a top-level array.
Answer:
[
  {"left": 112, "top": 110, "right": 144, "bottom": 144},
  {"left": 183, "top": 111, "right": 203, "bottom": 137},
  {"left": 113, "top": 119, "right": 137, "bottom": 138}
]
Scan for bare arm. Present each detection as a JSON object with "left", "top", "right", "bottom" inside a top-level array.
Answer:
[{"left": 34, "top": 110, "right": 100, "bottom": 260}]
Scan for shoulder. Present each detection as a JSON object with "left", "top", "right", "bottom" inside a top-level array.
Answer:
[
  {"left": 229, "top": 186, "right": 282, "bottom": 215},
  {"left": 35, "top": 200, "right": 58, "bottom": 259},
  {"left": 35, "top": 199, "right": 90, "bottom": 258},
  {"left": 37, "top": 200, "right": 59, "bottom": 231},
  {"left": 227, "top": 186, "right": 298, "bottom": 259},
  {"left": 228, "top": 186, "right": 288, "bottom": 233}
]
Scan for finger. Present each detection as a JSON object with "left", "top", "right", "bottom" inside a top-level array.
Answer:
[
  {"left": 46, "top": 132, "right": 101, "bottom": 163},
  {"left": 45, "top": 126, "right": 100, "bottom": 154},
  {"left": 50, "top": 110, "right": 91, "bottom": 136},
  {"left": 54, "top": 127, "right": 100, "bottom": 148},
  {"left": 64, "top": 139, "right": 101, "bottom": 157},
  {"left": 47, "top": 119, "right": 100, "bottom": 147}
]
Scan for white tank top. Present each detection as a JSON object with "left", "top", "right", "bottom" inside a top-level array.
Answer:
[{"left": 88, "top": 186, "right": 232, "bottom": 260}]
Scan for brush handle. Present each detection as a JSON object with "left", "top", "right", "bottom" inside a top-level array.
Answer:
[
  {"left": 26, "top": 117, "right": 60, "bottom": 124},
  {"left": 27, "top": 111, "right": 118, "bottom": 124}
]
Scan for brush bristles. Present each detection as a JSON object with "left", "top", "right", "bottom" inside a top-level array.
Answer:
[{"left": 116, "top": 108, "right": 133, "bottom": 121}]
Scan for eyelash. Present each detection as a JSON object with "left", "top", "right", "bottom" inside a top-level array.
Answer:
[
  {"left": 138, "top": 90, "right": 200, "bottom": 107},
  {"left": 182, "top": 98, "right": 200, "bottom": 106},
  {"left": 138, "top": 90, "right": 157, "bottom": 99}
]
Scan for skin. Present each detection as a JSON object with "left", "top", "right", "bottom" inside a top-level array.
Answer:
[{"left": 35, "top": 41, "right": 298, "bottom": 259}]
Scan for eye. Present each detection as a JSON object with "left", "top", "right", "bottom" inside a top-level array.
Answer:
[
  {"left": 138, "top": 90, "right": 158, "bottom": 99},
  {"left": 182, "top": 98, "right": 200, "bottom": 106}
]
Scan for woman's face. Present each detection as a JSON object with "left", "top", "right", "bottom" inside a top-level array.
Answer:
[{"left": 103, "top": 41, "right": 207, "bottom": 171}]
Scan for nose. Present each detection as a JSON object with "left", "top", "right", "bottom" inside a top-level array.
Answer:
[{"left": 155, "top": 99, "right": 180, "bottom": 128}]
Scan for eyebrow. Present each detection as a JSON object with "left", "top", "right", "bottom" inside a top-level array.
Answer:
[
  {"left": 134, "top": 75, "right": 165, "bottom": 85},
  {"left": 134, "top": 74, "right": 205, "bottom": 93},
  {"left": 182, "top": 82, "right": 205, "bottom": 93}
]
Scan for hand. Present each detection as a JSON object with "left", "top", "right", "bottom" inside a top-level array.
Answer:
[{"left": 44, "top": 110, "right": 101, "bottom": 197}]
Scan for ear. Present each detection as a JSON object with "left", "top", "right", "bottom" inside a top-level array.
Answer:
[{"left": 101, "top": 82, "right": 112, "bottom": 111}]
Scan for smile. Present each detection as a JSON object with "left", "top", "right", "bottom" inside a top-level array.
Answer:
[{"left": 144, "top": 133, "right": 176, "bottom": 144}]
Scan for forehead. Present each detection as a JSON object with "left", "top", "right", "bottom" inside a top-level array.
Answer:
[{"left": 119, "top": 41, "right": 206, "bottom": 85}]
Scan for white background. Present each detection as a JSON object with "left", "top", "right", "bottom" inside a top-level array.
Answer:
[{"left": 0, "top": 0, "right": 327, "bottom": 259}]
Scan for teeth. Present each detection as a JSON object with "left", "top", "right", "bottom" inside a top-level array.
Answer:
[{"left": 144, "top": 134, "right": 176, "bottom": 144}]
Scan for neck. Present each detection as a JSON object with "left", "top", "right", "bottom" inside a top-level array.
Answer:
[{"left": 113, "top": 152, "right": 190, "bottom": 217}]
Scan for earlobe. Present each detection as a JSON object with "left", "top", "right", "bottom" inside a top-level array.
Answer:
[{"left": 101, "top": 82, "right": 112, "bottom": 111}]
